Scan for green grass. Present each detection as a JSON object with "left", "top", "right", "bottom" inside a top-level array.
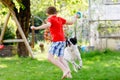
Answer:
[{"left": 0, "top": 49, "right": 120, "bottom": 80}]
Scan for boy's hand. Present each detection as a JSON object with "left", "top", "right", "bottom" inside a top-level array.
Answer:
[
  {"left": 31, "top": 26, "right": 36, "bottom": 30},
  {"left": 76, "top": 14, "right": 79, "bottom": 18},
  {"left": 76, "top": 12, "right": 81, "bottom": 18}
]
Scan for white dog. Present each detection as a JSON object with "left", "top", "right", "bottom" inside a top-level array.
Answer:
[{"left": 64, "top": 37, "right": 82, "bottom": 72}]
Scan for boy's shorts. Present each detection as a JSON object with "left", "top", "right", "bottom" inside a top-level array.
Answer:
[{"left": 49, "top": 41, "right": 65, "bottom": 57}]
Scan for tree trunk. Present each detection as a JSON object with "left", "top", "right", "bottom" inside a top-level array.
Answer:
[{"left": 14, "top": 0, "right": 31, "bottom": 57}]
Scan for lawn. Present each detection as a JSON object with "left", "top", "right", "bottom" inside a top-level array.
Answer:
[{"left": 0, "top": 49, "right": 120, "bottom": 80}]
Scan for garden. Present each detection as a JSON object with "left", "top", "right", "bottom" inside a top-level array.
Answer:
[{"left": 0, "top": 0, "right": 120, "bottom": 80}]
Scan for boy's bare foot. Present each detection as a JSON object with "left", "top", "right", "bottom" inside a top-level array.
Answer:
[
  {"left": 67, "top": 72, "right": 72, "bottom": 78},
  {"left": 61, "top": 70, "right": 70, "bottom": 80}
]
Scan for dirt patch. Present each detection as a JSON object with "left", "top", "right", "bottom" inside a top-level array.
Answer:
[{"left": 0, "top": 45, "right": 16, "bottom": 57}]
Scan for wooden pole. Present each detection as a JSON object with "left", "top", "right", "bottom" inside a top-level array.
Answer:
[
  {"left": 10, "top": 10, "right": 34, "bottom": 58},
  {"left": 31, "top": 15, "right": 35, "bottom": 48},
  {"left": 6, "top": 9, "right": 34, "bottom": 58},
  {"left": 3, "top": 39, "right": 24, "bottom": 43},
  {"left": 0, "top": 12, "right": 11, "bottom": 44}
]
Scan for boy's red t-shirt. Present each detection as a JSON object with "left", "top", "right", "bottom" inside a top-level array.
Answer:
[{"left": 47, "top": 15, "right": 66, "bottom": 42}]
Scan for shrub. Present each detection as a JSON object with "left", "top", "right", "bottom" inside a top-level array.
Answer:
[{"left": 0, "top": 26, "right": 15, "bottom": 45}]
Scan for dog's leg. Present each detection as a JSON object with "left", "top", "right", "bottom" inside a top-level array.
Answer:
[
  {"left": 71, "top": 61, "right": 79, "bottom": 72},
  {"left": 77, "top": 56, "right": 82, "bottom": 70},
  {"left": 75, "top": 49, "right": 83, "bottom": 70}
]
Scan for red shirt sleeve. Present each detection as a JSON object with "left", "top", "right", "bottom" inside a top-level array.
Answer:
[{"left": 58, "top": 17, "right": 66, "bottom": 25}]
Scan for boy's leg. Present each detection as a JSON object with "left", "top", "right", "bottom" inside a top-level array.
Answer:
[
  {"left": 47, "top": 53, "right": 70, "bottom": 78},
  {"left": 58, "top": 56, "right": 72, "bottom": 78},
  {"left": 58, "top": 56, "right": 70, "bottom": 71}
]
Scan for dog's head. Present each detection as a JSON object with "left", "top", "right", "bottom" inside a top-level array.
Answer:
[{"left": 66, "top": 37, "right": 77, "bottom": 47}]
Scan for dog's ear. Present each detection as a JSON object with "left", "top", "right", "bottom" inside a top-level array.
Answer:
[{"left": 70, "top": 37, "right": 77, "bottom": 45}]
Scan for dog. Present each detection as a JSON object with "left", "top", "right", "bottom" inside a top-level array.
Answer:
[{"left": 64, "top": 37, "right": 82, "bottom": 72}]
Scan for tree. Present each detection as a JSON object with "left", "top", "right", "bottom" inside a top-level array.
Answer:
[
  {"left": 14, "top": 0, "right": 31, "bottom": 57},
  {"left": 30, "top": 0, "right": 88, "bottom": 18}
]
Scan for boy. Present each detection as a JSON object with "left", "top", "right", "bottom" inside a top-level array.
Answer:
[{"left": 31, "top": 6, "right": 78, "bottom": 79}]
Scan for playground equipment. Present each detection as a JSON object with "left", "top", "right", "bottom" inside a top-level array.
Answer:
[
  {"left": 0, "top": 44, "right": 4, "bottom": 50},
  {"left": 0, "top": 1, "right": 34, "bottom": 58}
]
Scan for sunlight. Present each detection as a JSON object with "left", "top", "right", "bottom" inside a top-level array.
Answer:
[
  {"left": 0, "top": 64, "right": 7, "bottom": 68},
  {"left": 112, "top": 62, "right": 120, "bottom": 68},
  {"left": 103, "top": 60, "right": 120, "bottom": 68},
  {"left": 4, "top": 57, "right": 13, "bottom": 60},
  {"left": 104, "top": 63, "right": 109, "bottom": 67},
  {"left": 83, "top": 65, "right": 90, "bottom": 69},
  {"left": 34, "top": 52, "right": 47, "bottom": 61},
  {"left": 85, "top": 60, "right": 94, "bottom": 64},
  {"left": 92, "top": 56, "right": 101, "bottom": 62},
  {"left": 37, "top": 58, "right": 47, "bottom": 61},
  {"left": 116, "top": 56, "right": 120, "bottom": 60},
  {"left": 32, "top": 42, "right": 49, "bottom": 61}
]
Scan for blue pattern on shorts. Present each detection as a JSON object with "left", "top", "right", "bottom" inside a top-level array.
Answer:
[{"left": 49, "top": 41, "right": 65, "bottom": 57}]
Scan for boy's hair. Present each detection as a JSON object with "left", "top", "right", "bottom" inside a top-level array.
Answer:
[{"left": 46, "top": 6, "right": 57, "bottom": 15}]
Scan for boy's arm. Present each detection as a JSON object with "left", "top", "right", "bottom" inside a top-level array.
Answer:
[
  {"left": 65, "top": 20, "right": 76, "bottom": 25},
  {"left": 31, "top": 22, "right": 51, "bottom": 30},
  {"left": 65, "top": 14, "right": 79, "bottom": 25}
]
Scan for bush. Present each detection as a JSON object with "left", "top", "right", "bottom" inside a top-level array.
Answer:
[
  {"left": 81, "top": 48, "right": 118, "bottom": 58},
  {"left": 0, "top": 26, "right": 15, "bottom": 45}
]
